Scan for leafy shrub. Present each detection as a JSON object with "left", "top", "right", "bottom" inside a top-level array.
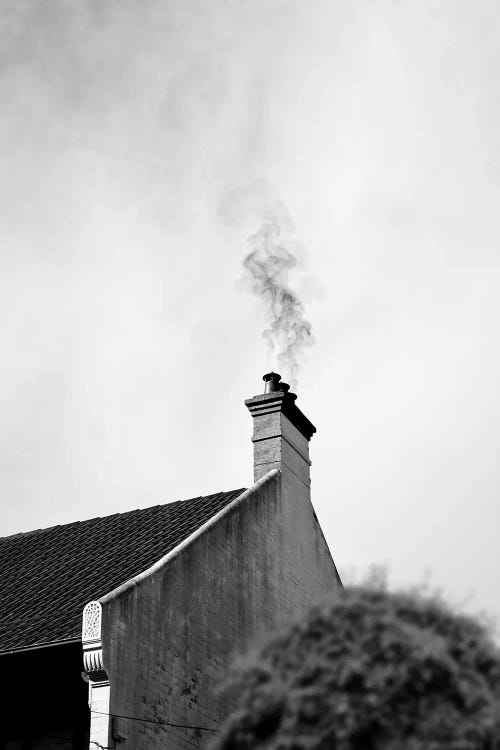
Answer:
[{"left": 211, "top": 583, "right": 500, "bottom": 750}]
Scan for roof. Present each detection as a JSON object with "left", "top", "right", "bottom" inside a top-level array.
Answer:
[{"left": 0, "top": 488, "right": 245, "bottom": 653}]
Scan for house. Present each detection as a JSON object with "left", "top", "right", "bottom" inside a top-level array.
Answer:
[{"left": 0, "top": 373, "right": 341, "bottom": 750}]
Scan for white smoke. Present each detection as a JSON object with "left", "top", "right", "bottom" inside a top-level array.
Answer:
[{"left": 218, "top": 180, "right": 314, "bottom": 390}]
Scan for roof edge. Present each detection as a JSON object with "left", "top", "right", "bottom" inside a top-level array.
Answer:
[
  {"left": 98, "top": 469, "right": 280, "bottom": 607},
  {"left": 0, "top": 637, "right": 81, "bottom": 657}
]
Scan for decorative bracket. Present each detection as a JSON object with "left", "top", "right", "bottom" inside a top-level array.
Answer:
[
  {"left": 82, "top": 600, "right": 112, "bottom": 749},
  {"left": 82, "top": 601, "right": 108, "bottom": 682},
  {"left": 83, "top": 600, "right": 102, "bottom": 642}
]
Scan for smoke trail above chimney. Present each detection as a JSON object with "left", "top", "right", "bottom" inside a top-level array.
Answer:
[{"left": 218, "top": 180, "right": 314, "bottom": 391}]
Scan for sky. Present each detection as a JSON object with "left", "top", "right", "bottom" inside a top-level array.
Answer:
[{"left": 1, "top": 0, "right": 499, "bottom": 626}]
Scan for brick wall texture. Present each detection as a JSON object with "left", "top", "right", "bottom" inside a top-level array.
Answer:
[{"left": 100, "top": 469, "right": 340, "bottom": 749}]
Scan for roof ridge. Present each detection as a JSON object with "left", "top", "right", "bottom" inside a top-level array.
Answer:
[{"left": 0, "top": 487, "right": 247, "bottom": 540}]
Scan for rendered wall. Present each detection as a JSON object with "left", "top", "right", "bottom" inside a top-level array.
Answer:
[{"left": 100, "top": 470, "right": 340, "bottom": 749}]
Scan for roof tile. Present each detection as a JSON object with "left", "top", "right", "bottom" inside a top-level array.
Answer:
[{"left": 0, "top": 488, "right": 245, "bottom": 652}]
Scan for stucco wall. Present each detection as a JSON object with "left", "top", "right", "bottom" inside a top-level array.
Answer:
[{"left": 99, "top": 469, "right": 340, "bottom": 750}]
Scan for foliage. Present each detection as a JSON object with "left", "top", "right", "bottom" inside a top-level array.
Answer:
[{"left": 210, "top": 581, "right": 500, "bottom": 750}]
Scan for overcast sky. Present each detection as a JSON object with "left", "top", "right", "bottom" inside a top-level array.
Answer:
[{"left": 1, "top": 0, "right": 499, "bottom": 626}]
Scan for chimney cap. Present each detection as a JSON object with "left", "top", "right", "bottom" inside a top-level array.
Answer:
[
  {"left": 246, "top": 374, "right": 316, "bottom": 440},
  {"left": 263, "top": 372, "right": 282, "bottom": 393}
]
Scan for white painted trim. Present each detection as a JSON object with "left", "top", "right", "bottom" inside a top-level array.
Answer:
[
  {"left": 88, "top": 680, "right": 111, "bottom": 750},
  {"left": 82, "top": 600, "right": 102, "bottom": 643},
  {"left": 99, "top": 469, "right": 280, "bottom": 605}
]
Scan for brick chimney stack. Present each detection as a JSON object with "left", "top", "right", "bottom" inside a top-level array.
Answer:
[{"left": 245, "top": 372, "right": 316, "bottom": 486}]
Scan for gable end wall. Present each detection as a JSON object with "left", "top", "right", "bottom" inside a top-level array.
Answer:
[{"left": 99, "top": 470, "right": 340, "bottom": 749}]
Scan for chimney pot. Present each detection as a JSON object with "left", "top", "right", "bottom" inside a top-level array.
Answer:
[{"left": 263, "top": 372, "right": 282, "bottom": 394}]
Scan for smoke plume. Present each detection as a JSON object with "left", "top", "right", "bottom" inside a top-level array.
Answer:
[{"left": 219, "top": 180, "right": 314, "bottom": 390}]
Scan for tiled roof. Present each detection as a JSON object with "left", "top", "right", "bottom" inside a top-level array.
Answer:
[{"left": 0, "top": 488, "right": 245, "bottom": 653}]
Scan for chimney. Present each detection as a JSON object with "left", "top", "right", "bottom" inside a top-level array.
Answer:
[{"left": 245, "top": 372, "right": 316, "bottom": 486}]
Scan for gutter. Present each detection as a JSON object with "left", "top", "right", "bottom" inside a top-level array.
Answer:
[{"left": 0, "top": 636, "right": 81, "bottom": 657}]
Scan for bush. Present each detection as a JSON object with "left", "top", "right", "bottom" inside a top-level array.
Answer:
[{"left": 211, "top": 583, "right": 500, "bottom": 750}]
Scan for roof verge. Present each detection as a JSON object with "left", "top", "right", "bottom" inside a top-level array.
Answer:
[{"left": 98, "top": 469, "right": 280, "bottom": 607}]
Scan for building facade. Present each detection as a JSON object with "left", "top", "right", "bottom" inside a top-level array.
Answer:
[{"left": 0, "top": 374, "right": 341, "bottom": 749}]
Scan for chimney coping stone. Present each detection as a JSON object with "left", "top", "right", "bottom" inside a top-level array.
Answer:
[{"left": 245, "top": 392, "right": 316, "bottom": 441}]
